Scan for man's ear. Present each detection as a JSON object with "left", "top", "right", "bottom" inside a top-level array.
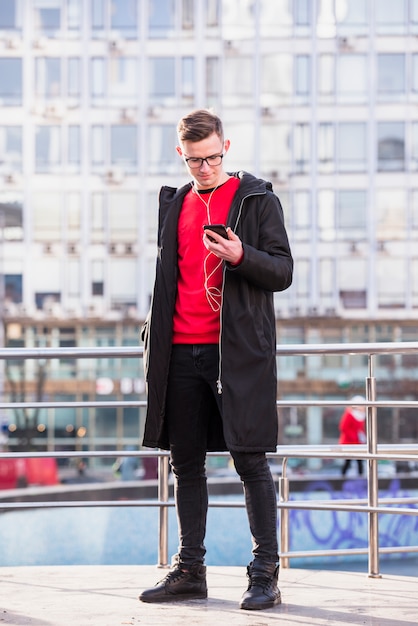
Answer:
[
  {"left": 176, "top": 146, "right": 183, "bottom": 157},
  {"left": 224, "top": 139, "right": 231, "bottom": 153}
]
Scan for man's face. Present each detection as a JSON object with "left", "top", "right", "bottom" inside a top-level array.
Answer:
[{"left": 176, "top": 132, "right": 230, "bottom": 190}]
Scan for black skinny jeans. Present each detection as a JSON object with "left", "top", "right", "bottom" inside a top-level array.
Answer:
[{"left": 166, "top": 344, "right": 279, "bottom": 568}]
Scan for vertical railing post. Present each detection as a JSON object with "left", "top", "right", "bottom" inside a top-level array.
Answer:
[
  {"left": 279, "top": 457, "right": 290, "bottom": 568},
  {"left": 366, "top": 355, "right": 381, "bottom": 578},
  {"left": 157, "top": 453, "right": 169, "bottom": 568}
]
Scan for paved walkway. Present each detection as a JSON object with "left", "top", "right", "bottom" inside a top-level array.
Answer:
[{"left": 1, "top": 565, "right": 417, "bottom": 626}]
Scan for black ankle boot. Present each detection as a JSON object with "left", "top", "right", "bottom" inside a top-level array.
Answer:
[
  {"left": 239, "top": 560, "right": 281, "bottom": 610},
  {"left": 139, "top": 561, "right": 207, "bottom": 603}
]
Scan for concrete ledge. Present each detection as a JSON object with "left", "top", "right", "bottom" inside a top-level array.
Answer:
[{"left": 1, "top": 565, "right": 417, "bottom": 625}]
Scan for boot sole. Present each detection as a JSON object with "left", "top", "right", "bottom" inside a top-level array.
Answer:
[{"left": 139, "top": 591, "right": 208, "bottom": 603}]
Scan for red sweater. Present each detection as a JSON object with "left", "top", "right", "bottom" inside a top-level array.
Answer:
[{"left": 172, "top": 177, "right": 240, "bottom": 344}]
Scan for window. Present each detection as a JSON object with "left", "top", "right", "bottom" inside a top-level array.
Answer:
[
  {"left": 90, "top": 124, "right": 137, "bottom": 170},
  {"left": 181, "top": 57, "right": 194, "bottom": 102},
  {"left": 148, "top": 57, "right": 175, "bottom": 105},
  {"left": 0, "top": 126, "right": 22, "bottom": 171},
  {"left": 91, "top": 260, "right": 104, "bottom": 295},
  {"left": 260, "top": 123, "right": 291, "bottom": 178},
  {"left": 206, "top": 57, "right": 220, "bottom": 106},
  {"left": 0, "top": 192, "right": 23, "bottom": 240},
  {"left": 377, "top": 122, "right": 405, "bottom": 171},
  {"left": 260, "top": 54, "right": 292, "bottom": 107},
  {"left": 108, "top": 192, "right": 137, "bottom": 241},
  {"left": 412, "top": 259, "right": 418, "bottom": 307},
  {"left": 206, "top": 0, "right": 220, "bottom": 29},
  {"left": 0, "top": 58, "right": 22, "bottom": 105},
  {"left": 378, "top": 54, "right": 405, "bottom": 97},
  {"left": 224, "top": 56, "right": 254, "bottom": 107},
  {"left": 91, "top": 57, "right": 138, "bottom": 104},
  {"left": 412, "top": 190, "right": 418, "bottom": 233},
  {"left": 35, "top": 290, "right": 61, "bottom": 310},
  {"left": 318, "top": 54, "right": 335, "bottom": 102},
  {"left": 0, "top": 0, "right": 22, "bottom": 30},
  {"left": 109, "top": 259, "right": 137, "bottom": 306},
  {"left": 225, "top": 122, "right": 254, "bottom": 173},
  {"left": 92, "top": 0, "right": 137, "bottom": 38},
  {"left": 91, "top": 194, "right": 105, "bottom": 242},
  {"left": 337, "top": 190, "right": 367, "bottom": 239},
  {"left": 318, "top": 189, "right": 335, "bottom": 240},
  {"left": 376, "top": 258, "right": 406, "bottom": 308},
  {"left": 110, "top": 0, "right": 136, "bottom": 31},
  {"left": 110, "top": 125, "right": 137, "bottom": 169},
  {"left": 292, "top": 190, "right": 311, "bottom": 240},
  {"left": 68, "top": 57, "right": 80, "bottom": 96},
  {"left": 413, "top": 0, "right": 418, "bottom": 33},
  {"left": 318, "top": 123, "right": 334, "bottom": 173},
  {"left": 338, "top": 122, "right": 367, "bottom": 172},
  {"left": 295, "top": 55, "right": 310, "bottom": 101},
  {"left": 294, "top": 0, "right": 310, "bottom": 29},
  {"left": 336, "top": 0, "right": 368, "bottom": 35},
  {"left": 35, "top": 58, "right": 61, "bottom": 98},
  {"left": 68, "top": 125, "right": 80, "bottom": 169},
  {"left": 319, "top": 258, "right": 335, "bottom": 299},
  {"left": 66, "top": 192, "right": 80, "bottom": 240},
  {"left": 67, "top": 259, "right": 80, "bottom": 297},
  {"left": 375, "top": 0, "right": 407, "bottom": 34},
  {"left": 222, "top": 0, "right": 254, "bottom": 40},
  {"left": 107, "top": 57, "right": 138, "bottom": 103},
  {"left": 147, "top": 124, "right": 177, "bottom": 174},
  {"left": 91, "top": 125, "right": 104, "bottom": 166},
  {"left": 339, "top": 258, "right": 367, "bottom": 307},
  {"left": 413, "top": 54, "right": 418, "bottom": 94},
  {"left": 295, "top": 259, "right": 310, "bottom": 298},
  {"left": 67, "top": 0, "right": 82, "bottom": 32},
  {"left": 318, "top": 189, "right": 367, "bottom": 241},
  {"left": 337, "top": 55, "right": 367, "bottom": 103},
  {"left": 294, "top": 123, "right": 310, "bottom": 174},
  {"left": 145, "top": 190, "right": 158, "bottom": 244},
  {"left": 35, "top": 126, "right": 61, "bottom": 172},
  {"left": 4, "top": 274, "right": 22, "bottom": 304},
  {"left": 260, "top": 0, "right": 293, "bottom": 37},
  {"left": 36, "top": 57, "right": 80, "bottom": 100},
  {"left": 33, "top": 0, "right": 61, "bottom": 35},
  {"left": 411, "top": 123, "right": 418, "bottom": 170},
  {"left": 376, "top": 189, "right": 406, "bottom": 240},
  {"left": 148, "top": 0, "right": 175, "bottom": 38},
  {"left": 32, "top": 192, "right": 62, "bottom": 240}
]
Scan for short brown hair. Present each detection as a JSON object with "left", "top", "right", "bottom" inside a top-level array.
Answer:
[{"left": 177, "top": 109, "right": 224, "bottom": 143}]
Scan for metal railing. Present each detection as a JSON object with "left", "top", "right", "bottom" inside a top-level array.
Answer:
[{"left": 1, "top": 342, "right": 418, "bottom": 579}]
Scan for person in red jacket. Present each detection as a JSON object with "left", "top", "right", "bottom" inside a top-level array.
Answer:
[{"left": 339, "top": 396, "right": 366, "bottom": 476}]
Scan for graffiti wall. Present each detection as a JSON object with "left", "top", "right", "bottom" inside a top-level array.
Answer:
[{"left": 288, "top": 478, "right": 418, "bottom": 565}]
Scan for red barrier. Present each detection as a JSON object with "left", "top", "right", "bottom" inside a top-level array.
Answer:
[{"left": 0, "top": 457, "right": 59, "bottom": 489}]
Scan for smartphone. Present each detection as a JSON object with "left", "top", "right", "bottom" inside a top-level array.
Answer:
[{"left": 203, "top": 224, "right": 229, "bottom": 242}]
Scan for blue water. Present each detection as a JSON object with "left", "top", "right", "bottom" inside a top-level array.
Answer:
[{"left": 0, "top": 502, "right": 251, "bottom": 567}]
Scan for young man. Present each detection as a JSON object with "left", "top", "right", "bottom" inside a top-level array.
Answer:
[{"left": 139, "top": 109, "right": 293, "bottom": 610}]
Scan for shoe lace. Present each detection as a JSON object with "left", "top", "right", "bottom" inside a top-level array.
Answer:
[
  {"left": 247, "top": 568, "right": 275, "bottom": 591},
  {"left": 161, "top": 567, "right": 187, "bottom": 585}
]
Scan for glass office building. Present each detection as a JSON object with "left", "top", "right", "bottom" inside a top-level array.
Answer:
[{"left": 1, "top": 0, "right": 418, "bottom": 464}]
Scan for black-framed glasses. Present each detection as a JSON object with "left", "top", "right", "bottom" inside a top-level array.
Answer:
[{"left": 184, "top": 154, "right": 224, "bottom": 169}]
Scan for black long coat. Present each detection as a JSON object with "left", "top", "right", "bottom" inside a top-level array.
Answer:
[{"left": 142, "top": 171, "right": 293, "bottom": 453}]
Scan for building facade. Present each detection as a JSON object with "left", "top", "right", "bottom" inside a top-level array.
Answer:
[{"left": 1, "top": 0, "right": 418, "bottom": 467}]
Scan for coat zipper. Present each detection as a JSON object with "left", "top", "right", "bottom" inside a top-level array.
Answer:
[{"left": 216, "top": 188, "right": 266, "bottom": 394}]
